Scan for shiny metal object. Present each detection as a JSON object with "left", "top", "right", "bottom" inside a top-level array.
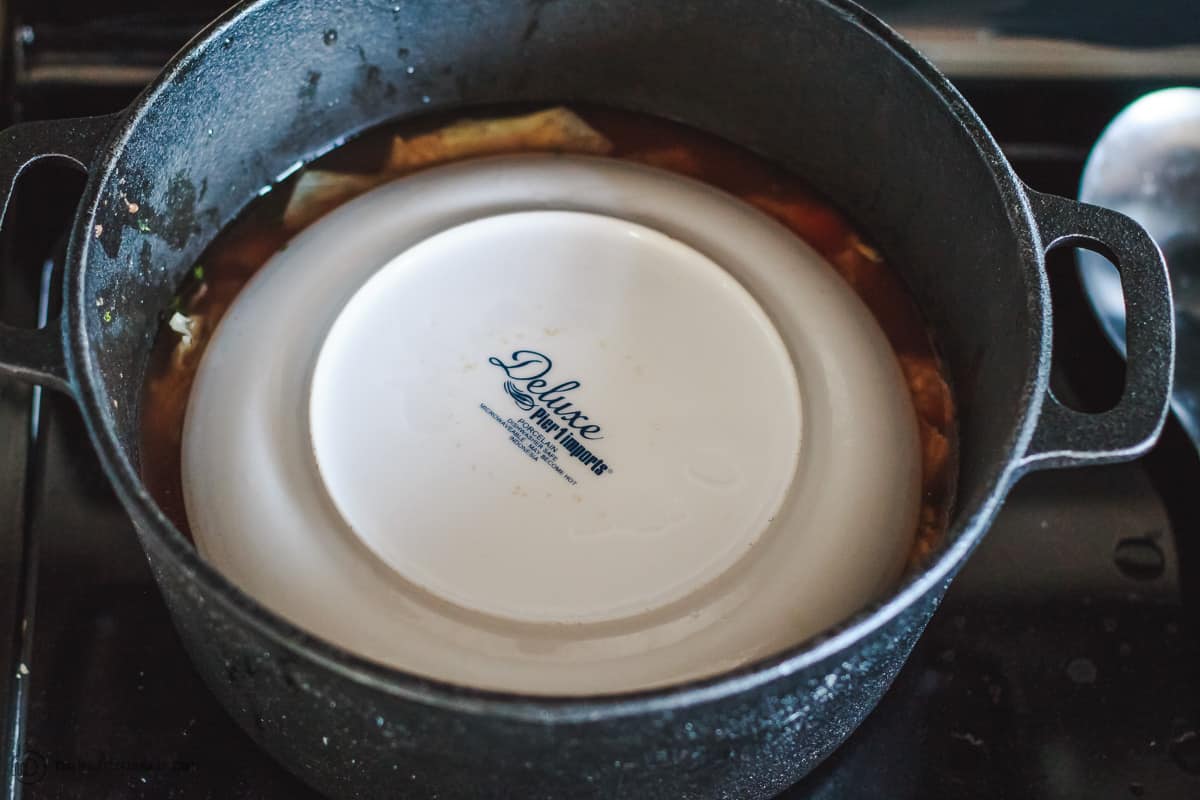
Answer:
[{"left": 1080, "top": 87, "right": 1200, "bottom": 447}]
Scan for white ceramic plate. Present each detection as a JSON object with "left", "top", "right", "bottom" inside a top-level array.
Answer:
[{"left": 182, "top": 155, "right": 920, "bottom": 695}]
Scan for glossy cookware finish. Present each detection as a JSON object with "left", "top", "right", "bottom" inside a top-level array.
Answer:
[{"left": 0, "top": 1, "right": 1174, "bottom": 797}]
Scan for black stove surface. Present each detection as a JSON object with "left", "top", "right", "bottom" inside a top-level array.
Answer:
[{"left": 1, "top": 5, "right": 1199, "bottom": 800}]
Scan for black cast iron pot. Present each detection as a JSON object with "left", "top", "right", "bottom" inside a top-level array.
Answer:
[{"left": 0, "top": 1, "right": 1176, "bottom": 798}]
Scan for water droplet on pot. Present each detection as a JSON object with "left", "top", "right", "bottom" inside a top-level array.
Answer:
[
  {"left": 1114, "top": 536, "right": 1165, "bottom": 580},
  {"left": 1171, "top": 731, "right": 1200, "bottom": 774},
  {"left": 406, "top": 65, "right": 415, "bottom": 75},
  {"left": 323, "top": 29, "right": 338, "bottom": 46},
  {"left": 421, "top": 95, "right": 431, "bottom": 104},
  {"left": 1066, "top": 657, "right": 1097, "bottom": 685}
]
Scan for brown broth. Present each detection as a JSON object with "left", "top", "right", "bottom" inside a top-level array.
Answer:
[{"left": 141, "top": 107, "right": 956, "bottom": 570}]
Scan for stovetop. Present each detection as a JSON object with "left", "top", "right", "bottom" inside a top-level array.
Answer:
[{"left": 1, "top": 4, "right": 1199, "bottom": 799}]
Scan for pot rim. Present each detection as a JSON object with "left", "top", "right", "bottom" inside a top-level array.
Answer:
[{"left": 63, "top": 0, "right": 1047, "bottom": 723}]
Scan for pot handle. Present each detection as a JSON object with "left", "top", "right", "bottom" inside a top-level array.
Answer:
[
  {"left": 0, "top": 115, "right": 114, "bottom": 395},
  {"left": 1019, "top": 189, "right": 1175, "bottom": 472}
]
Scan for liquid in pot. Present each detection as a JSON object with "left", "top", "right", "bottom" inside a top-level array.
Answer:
[{"left": 141, "top": 106, "right": 956, "bottom": 575}]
